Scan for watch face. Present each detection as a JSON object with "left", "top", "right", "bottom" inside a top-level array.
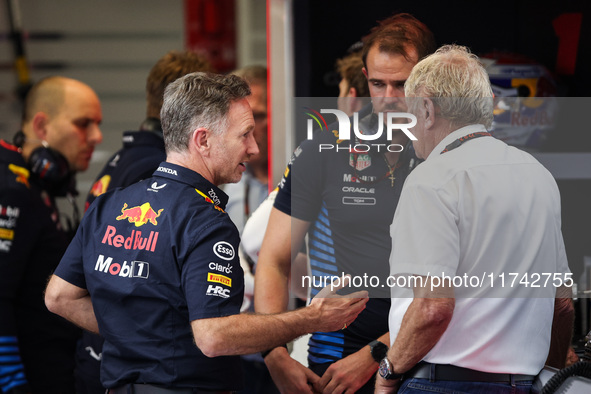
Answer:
[
  {"left": 378, "top": 358, "right": 392, "bottom": 378},
  {"left": 379, "top": 358, "right": 401, "bottom": 380}
]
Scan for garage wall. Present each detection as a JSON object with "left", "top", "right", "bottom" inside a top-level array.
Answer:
[
  {"left": 0, "top": 0, "right": 184, "bottom": 208},
  {"left": 0, "top": 0, "right": 266, "bottom": 214}
]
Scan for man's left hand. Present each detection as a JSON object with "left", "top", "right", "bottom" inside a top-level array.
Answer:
[{"left": 313, "top": 349, "right": 377, "bottom": 393}]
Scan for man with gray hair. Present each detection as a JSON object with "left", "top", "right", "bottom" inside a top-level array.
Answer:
[
  {"left": 79, "top": 49, "right": 214, "bottom": 394},
  {"left": 44, "top": 72, "right": 368, "bottom": 393},
  {"left": 376, "top": 45, "right": 573, "bottom": 393}
]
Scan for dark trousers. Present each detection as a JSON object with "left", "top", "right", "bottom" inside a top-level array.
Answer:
[{"left": 237, "top": 358, "right": 279, "bottom": 394}]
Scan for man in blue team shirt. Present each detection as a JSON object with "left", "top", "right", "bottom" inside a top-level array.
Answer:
[
  {"left": 44, "top": 72, "right": 368, "bottom": 393},
  {"left": 78, "top": 49, "right": 214, "bottom": 394}
]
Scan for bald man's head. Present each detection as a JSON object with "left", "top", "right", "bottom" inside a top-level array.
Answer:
[
  {"left": 21, "top": 76, "right": 103, "bottom": 172},
  {"left": 23, "top": 76, "right": 72, "bottom": 123}
]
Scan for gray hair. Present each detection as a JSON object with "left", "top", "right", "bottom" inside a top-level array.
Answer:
[
  {"left": 160, "top": 72, "right": 251, "bottom": 153},
  {"left": 405, "top": 44, "right": 494, "bottom": 129}
]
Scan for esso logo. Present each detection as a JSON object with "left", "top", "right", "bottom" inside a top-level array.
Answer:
[{"left": 213, "top": 241, "right": 234, "bottom": 261}]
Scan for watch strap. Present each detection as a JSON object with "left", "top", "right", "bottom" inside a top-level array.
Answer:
[{"left": 369, "top": 339, "right": 388, "bottom": 362}]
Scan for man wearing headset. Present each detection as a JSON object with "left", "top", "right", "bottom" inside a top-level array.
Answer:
[{"left": 0, "top": 76, "right": 103, "bottom": 393}]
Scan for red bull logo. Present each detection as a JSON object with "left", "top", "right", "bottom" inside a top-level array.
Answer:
[
  {"left": 116, "top": 202, "right": 163, "bottom": 227},
  {"left": 90, "top": 175, "right": 111, "bottom": 197},
  {"left": 102, "top": 225, "right": 159, "bottom": 252},
  {"left": 0, "top": 205, "right": 19, "bottom": 218},
  {"left": 8, "top": 164, "right": 30, "bottom": 188}
]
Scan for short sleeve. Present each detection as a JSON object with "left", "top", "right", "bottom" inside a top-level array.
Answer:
[
  {"left": 54, "top": 211, "right": 89, "bottom": 289},
  {"left": 183, "top": 220, "right": 244, "bottom": 321},
  {"left": 390, "top": 180, "right": 460, "bottom": 278},
  {"left": 274, "top": 138, "right": 323, "bottom": 221}
]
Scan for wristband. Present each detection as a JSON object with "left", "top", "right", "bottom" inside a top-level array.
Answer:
[{"left": 261, "top": 343, "right": 288, "bottom": 359}]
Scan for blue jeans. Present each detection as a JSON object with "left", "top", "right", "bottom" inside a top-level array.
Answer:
[{"left": 399, "top": 378, "right": 533, "bottom": 394}]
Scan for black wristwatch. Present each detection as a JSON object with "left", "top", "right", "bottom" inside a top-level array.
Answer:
[
  {"left": 369, "top": 340, "right": 388, "bottom": 362},
  {"left": 378, "top": 357, "right": 403, "bottom": 380}
]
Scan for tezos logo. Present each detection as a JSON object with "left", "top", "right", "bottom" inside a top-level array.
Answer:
[
  {"left": 213, "top": 241, "right": 234, "bottom": 260},
  {"left": 304, "top": 108, "right": 417, "bottom": 153}
]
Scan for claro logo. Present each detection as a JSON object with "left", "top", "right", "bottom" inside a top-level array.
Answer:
[
  {"left": 209, "top": 262, "right": 233, "bottom": 274},
  {"left": 94, "top": 254, "right": 149, "bottom": 279},
  {"left": 213, "top": 241, "right": 234, "bottom": 261}
]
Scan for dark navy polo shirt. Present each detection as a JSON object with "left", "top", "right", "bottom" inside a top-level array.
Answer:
[
  {"left": 55, "top": 162, "right": 244, "bottom": 390},
  {"left": 274, "top": 120, "right": 419, "bottom": 367},
  {"left": 0, "top": 140, "right": 79, "bottom": 391}
]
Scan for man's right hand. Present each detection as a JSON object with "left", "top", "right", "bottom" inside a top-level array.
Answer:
[
  {"left": 265, "top": 346, "right": 320, "bottom": 394},
  {"left": 308, "top": 276, "right": 369, "bottom": 333}
]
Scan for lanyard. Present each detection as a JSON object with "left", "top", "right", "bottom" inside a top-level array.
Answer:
[{"left": 440, "top": 132, "right": 491, "bottom": 154}]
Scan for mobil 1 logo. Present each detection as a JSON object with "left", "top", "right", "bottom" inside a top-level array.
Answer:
[{"left": 94, "top": 254, "right": 150, "bottom": 279}]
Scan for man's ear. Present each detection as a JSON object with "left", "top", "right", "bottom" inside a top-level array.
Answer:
[
  {"left": 348, "top": 87, "right": 358, "bottom": 98},
  {"left": 31, "top": 112, "right": 49, "bottom": 141},
  {"left": 192, "top": 127, "right": 211, "bottom": 155},
  {"left": 423, "top": 98, "right": 436, "bottom": 129}
]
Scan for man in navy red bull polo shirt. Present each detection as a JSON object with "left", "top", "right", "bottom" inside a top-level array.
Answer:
[{"left": 44, "top": 72, "right": 368, "bottom": 393}]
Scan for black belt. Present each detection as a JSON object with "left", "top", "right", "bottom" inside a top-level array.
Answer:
[
  {"left": 405, "top": 362, "right": 536, "bottom": 383},
  {"left": 108, "top": 384, "right": 232, "bottom": 394}
]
